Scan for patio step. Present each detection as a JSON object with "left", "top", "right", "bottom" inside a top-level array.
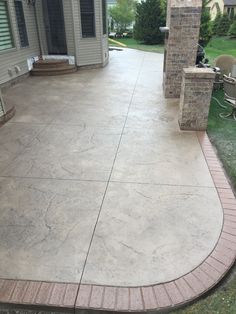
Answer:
[
  {"left": 31, "top": 60, "right": 77, "bottom": 76},
  {"left": 33, "top": 59, "right": 69, "bottom": 69},
  {"left": 31, "top": 65, "right": 77, "bottom": 76}
]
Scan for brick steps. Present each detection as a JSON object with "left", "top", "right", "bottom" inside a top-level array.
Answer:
[{"left": 31, "top": 60, "right": 77, "bottom": 76}]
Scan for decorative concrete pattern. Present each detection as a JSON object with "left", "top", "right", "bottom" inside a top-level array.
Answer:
[
  {"left": 0, "top": 50, "right": 235, "bottom": 313},
  {"left": 0, "top": 132, "right": 234, "bottom": 313},
  {"left": 74, "top": 133, "right": 236, "bottom": 313}
]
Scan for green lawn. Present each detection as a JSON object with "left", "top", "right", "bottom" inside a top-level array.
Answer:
[
  {"left": 205, "top": 36, "right": 236, "bottom": 64},
  {"left": 171, "top": 92, "right": 236, "bottom": 314},
  {"left": 171, "top": 277, "right": 236, "bottom": 314},
  {"left": 207, "top": 90, "right": 236, "bottom": 188},
  {"left": 109, "top": 36, "right": 236, "bottom": 64},
  {"left": 109, "top": 37, "right": 164, "bottom": 53}
]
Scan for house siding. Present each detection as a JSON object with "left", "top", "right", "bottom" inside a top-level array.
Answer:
[
  {"left": 0, "top": 0, "right": 40, "bottom": 85},
  {"left": 73, "top": 0, "right": 108, "bottom": 67},
  {"left": 0, "top": 0, "right": 109, "bottom": 86},
  {"left": 63, "top": 0, "right": 75, "bottom": 56}
]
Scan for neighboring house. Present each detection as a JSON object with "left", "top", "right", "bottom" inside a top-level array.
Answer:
[
  {"left": 0, "top": 0, "right": 109, "bottom": 87},
  {"left": 207, "top": 0, "right": 236, "bottom": 19},
  {"left": 224, "top": 0, "right": 236, "bottom": 17},
  {"left": 207, "top": 0, "right": 224, "bottom": 19}
]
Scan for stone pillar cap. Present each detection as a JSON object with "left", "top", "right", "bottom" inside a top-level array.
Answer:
[
  {"left": 171, "top": 0, "right": 202, "bottom": 8},
  {"left": 183, "top": 67, "right": 216, "bottom": 79}
]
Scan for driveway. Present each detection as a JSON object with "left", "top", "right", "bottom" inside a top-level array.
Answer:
[{"left": 0, "top": 49, "right": 229, "bottom": 311}]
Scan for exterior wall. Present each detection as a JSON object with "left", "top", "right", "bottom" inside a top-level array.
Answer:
[
  {"left": 0, "top": 0, "right": 109, "bottom": 87},
  {"left": 207, "top": 0, "right": 224, "bottom": 19},
  {"left": 0, "top": 0, "right": 40, "bottom": 86},
  {"left": 63, "top": 0, "right": 75, "bottom": 56},
  {"left": 164, "top": 0, "right": 202, "bottom": 98},
  {"left": 72, "top": 0, "right": 109, "bottom": 67},
  {"left": 224, "top": 5, "right": 236, "bottom": 16},
  {"left": 36, "top": 0, "right": 76, "bottom": 56}
]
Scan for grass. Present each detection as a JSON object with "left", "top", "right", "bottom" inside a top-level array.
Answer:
[
  {"left": 109, "top": 37, "right": 164, "bottom": 53},
  {"left": 171, "top": 91, "right": 236, "bottom": 314},
  {"left": 205, "top": 36, "right": 236, "bottom": 64},
  {"left": 207, "top": 90, "right": 236, "bottom": 189},
  {"left": 171, "top": 276, "right": 236, "bottom": 314},
  {"left": 109, "top": 36, "right": 236, "bottom": 64}
]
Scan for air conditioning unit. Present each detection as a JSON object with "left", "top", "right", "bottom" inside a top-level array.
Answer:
[{"left": 0, "top": 89, "right": 6, "bottom": 118}]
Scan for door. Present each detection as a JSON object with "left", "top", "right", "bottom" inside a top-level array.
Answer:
[{"left": 43, "top": 0, "right": 67, "bottom": 55}]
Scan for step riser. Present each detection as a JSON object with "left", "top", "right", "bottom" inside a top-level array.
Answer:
[
  {"left": 34, "top": 61, "right": 69, "bottom": 69},
  {"left": 31, "top": 68, "right": 77, "bottom": 76}
]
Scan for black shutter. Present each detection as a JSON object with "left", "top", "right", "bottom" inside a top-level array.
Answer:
[
  {"left": 102, "top": 0, "right": 107, "bottom": 35},
  {"left": 14, "top": 0, "right": 29, "bottom": 47},
  {"left": 0, "top": 0, "right": 14, "bottom": 51},
  {"left": 80, "top": 0, "right": 95, "bottom": 38}
]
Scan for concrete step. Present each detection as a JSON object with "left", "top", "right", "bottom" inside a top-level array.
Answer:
[
  {"left": 31, "top": 65, "right": 77, "bottom": 76},
  {"left": 33, "top": 59, "right": 69, "bottom": 69}
]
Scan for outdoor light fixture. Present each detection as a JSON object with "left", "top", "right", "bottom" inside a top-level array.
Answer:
[{"left": 159, "top": 26, "right": 169, "bottom": 33}]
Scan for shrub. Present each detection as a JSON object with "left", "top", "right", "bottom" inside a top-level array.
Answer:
[
  {"left": 217, "top": 13, "right": 231, "bottom": 35},
  {"left": 228, "top": 18, "right": 236, "bottom": 37},
  {"left": 199, "top": 0, "right": 212, "bottom": 46},
  {"left": 212, "top": 12, "right": 222, "bottom": 35},
  {"left": 134, "top": 0, "right": 166, "bottom": 44}
]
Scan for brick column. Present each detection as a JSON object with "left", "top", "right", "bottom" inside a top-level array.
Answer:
[
  {"left": 178, "top": 67, "right": 215, "bottom": 131},
  {"left": 163, "top": 0, "right": 202, "bottom": 98}
]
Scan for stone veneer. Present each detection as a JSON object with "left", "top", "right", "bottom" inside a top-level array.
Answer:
[
  {"left": 164, "top": 0, "right": 202, "bottom": 98},
  {"left": 179, "top": 67, "right": 215, "bottom": 130}
]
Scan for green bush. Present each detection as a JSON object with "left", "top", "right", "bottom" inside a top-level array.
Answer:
[
  {"left": 134, "top": 0, "right": 166, "bottom": 44},
  {"left": 228, "top": 19, "right": 236, "bottom": 37},
  {"left": 199, "top": 0, "right": 212, "bottom": 46},
  {"left": 212, "top": 12, "right": 222, "bottom": 35},
  {"left": 217, "top": 13, "right": 231, "bottom": 35}
]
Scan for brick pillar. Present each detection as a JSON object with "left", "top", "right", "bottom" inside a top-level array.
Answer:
[
  {"left": 178, "top": 67, "right": 215, "bottom": 131},
  {"left": 163, "top": 0, "right": 202, "bottom": 98}
]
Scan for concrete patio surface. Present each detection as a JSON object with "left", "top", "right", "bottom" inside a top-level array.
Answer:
[{"left": 0, "top": 49, "right": 235, "bottom": 312}]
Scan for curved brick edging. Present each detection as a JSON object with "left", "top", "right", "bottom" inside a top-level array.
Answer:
[{"left": 0, "top": 131, "right": 236, "bottom": 313}]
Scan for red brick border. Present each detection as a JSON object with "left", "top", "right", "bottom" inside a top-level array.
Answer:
[{"left": 0, "top": 131, "right": 235, "bottom": 313}]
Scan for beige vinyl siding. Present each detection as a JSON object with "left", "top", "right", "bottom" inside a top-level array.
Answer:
[
  {"left": 35, "top": 0, "right": 47, "bottom": 54},
  {"left": 102, "top": 35, "right": 109, "bottom": 64},
  {"left": 0, "top": 0, "right": 39, "bottom": 85},
  {"left": 63, "top": 0, "right": 75, "bottom": 56},
  {"left": 73, "top": 0, "right": 105, "bottom": 66}
]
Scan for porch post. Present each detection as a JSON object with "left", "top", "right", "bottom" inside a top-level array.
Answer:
[{"left": 163, "top": 0, "right": 202, "bottom": 98}]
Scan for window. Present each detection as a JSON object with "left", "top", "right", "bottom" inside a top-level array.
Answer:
[
  {"left": 14, "top": 0, "right": 29, "bottom": 47},
  {"left": 80, "top": 0, "right": 95, "bottom": 38},
  {"left": 102, "top": 0, "right": 107, "bottom": 35},
  {"left": 0, "top": 0, "right": 14, "bottom": 51}
]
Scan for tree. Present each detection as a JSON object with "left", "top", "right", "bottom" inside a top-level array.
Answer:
[
  {"left": 134, "top": 0, "right": 166, "bottom": 44},
  {"left": 228, "top": 18, "right": 236, "bottom": 37},
  {"left": 199, "top": 0, "right": 212, "bottom": 46},
  {"left": 212, "top": 12, "right": 222, "bottom": 34},
  {"left": 217, "top": 13, "right": 231, "bottom": 35},
  {"left": 109, "top": 0, "right": 137, "bottom": 33}
]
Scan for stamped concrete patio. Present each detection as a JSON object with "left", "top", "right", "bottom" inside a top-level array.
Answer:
[{"left": 0, "top": 49, "right": 235, "bottom": 312}]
